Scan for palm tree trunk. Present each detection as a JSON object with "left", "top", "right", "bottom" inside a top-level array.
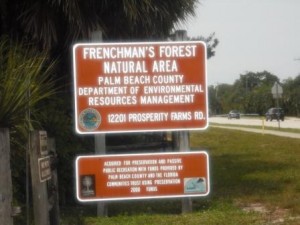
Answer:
[{"left": 0, "top": 128, "right": 13, "bottom": 225}]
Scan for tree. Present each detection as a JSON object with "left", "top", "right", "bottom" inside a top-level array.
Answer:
[
  {"left": 0, "top": 128, "right": 13, "bottom": 225},
  {"left": 282, "top": 75, "right": 300, "bottom": 116},
  {"left": 210, "top": 83, "right": 234, "bottom": 114},
  {"left": 1, "top": 0, "right": 198, "bottom": 50},
  {"left": 0, "top": 37, "right": 56, "bottom": 129},
  {"left": 231, "top": 71, "right": 279, "bottom": 114},
  {"left": 1, "top": 0, "right": 201, "bottom": 101},
  {"left": 1, "top": 0, "right": 215, "bottom": 210},
  {"left": 191, "top": 32, "right": 219, "bottom": 59},
  {"left": 0, "top": 37, "right": 56, "bottom": 224},
  {"left": 209, "top": 71, "right": 282, "bottom": 115},
  {"left": 208, "top": 85, "right": 222, "bottom": 115}
]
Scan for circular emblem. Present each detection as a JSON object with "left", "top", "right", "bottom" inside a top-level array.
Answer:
[{"left": 79, "top": 108, "right": 101, "bottom": 131}]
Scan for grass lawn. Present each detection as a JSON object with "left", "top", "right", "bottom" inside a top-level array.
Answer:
[
  {"left": 191, "top": 127, "right": 300, "bottom": 210},
  {"left": 62, "top": 127, "right": 300, "bottom": 225}
]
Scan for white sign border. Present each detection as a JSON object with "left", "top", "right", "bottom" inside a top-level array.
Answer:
[
  {"left": 72, "top": 41, "right": 209, "bottom": 134},
  {"left": 75, "top": 151, "right": 210, "bottom": 202}
]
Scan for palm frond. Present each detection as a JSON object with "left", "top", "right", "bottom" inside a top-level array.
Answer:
[{"left": 0, "top": 37, "right": 57, "bottom": 129}]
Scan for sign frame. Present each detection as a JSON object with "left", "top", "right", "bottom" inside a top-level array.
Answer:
[
  {"left": 72, "top": 41, "right": 208, "bottom": 134},
  {"left": 75, "top": 151, "right": 210, "bottom": 202}
]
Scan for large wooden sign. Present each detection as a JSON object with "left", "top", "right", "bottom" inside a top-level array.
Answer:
[
  {"left": 73, "top": 41, "right": 208, "bottom": 134},
  {"left": 75, "top": 152, "right": 210, "bottom": 202}
]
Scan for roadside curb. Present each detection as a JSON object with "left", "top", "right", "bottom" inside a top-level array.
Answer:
[{"left": 210, "top": 125, "right": 300, "bottom": 139}]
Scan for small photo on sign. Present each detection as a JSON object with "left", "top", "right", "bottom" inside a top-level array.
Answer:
[
  {"left": 184, "top": 177, "right": 206, "bottom": 193},
  {"left": 80, "top": 175, "right": 95, "bottom": 197}
]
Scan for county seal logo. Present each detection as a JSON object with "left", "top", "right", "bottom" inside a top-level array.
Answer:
[{"left": 79, "top": 108, "right": 101, "bottom": 131}]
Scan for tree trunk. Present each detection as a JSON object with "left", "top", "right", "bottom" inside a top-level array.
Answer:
[{"left": 0, "top": 128, "right": 13, "bottom": 225}]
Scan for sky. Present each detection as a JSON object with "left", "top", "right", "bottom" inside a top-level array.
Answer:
[{"left": 178, "top": 0, "right": 300, "bottom": 85}]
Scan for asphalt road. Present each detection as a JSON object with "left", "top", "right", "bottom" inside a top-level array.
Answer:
[{"left": 209, "top": 116, "right": 300, "bottom": 139}]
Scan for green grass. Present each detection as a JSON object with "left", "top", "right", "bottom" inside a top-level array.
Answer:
[
  {"left": 191, "top": 127, "right": 300, "bottom": 212},
  {"left": 62, "top": 127, "right": 300, "bottom": 225},
  {"left": 83, "top": 204, "right": 264, "bottom": 225}
]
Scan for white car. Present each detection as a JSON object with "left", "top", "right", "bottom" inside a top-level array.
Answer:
[{"left": 228, "top": 110, "right": 240, "bottom": 119}]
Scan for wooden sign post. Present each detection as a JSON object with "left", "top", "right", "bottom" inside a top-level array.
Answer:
[{"left": 30, "top": 131, "right": 50, "bottom": 225}]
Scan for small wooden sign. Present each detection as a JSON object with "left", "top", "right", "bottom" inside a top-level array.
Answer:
[
  {"left": 38, "top": 156, "right": 51, "bottom": 182},
  {"left": 39, "top": 131, "right": 48, "bottom": 156}
]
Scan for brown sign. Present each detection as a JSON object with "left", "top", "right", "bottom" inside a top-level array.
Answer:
[
  {"left": 75, "top": 152, "right": 210, "bottom": 202},
  {"left": 72, "top": 41, "right": 208, "bottom": 134}
]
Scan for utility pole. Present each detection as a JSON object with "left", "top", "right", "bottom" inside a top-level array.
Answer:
[
  {"left": 90, "top": 30, "right": 108, "bottom": 217},
  {"left": 173, "top": 29, "right": 193, "bottom": 213}
]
